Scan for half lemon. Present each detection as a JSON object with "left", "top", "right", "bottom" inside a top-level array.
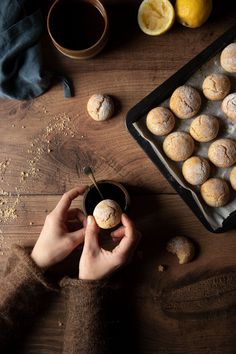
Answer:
[{"left": 138, "top": 0, "right": 175, "bottom": 36}]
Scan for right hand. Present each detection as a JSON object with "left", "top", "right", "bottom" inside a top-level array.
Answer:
[{"left": 79, "top": 213, "right": 140, "bottom": 280}]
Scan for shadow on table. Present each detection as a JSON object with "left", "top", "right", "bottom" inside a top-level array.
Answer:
[{"left": 104, "top": 1, "right": 140, "bottom": 52}]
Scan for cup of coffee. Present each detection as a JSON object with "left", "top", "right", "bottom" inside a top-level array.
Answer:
[
  {"left": 83, "top": 180, "right": 130, "bottom": 216},
  {"left": 47, "top": 0, "right": 109, "bottom": 59}
]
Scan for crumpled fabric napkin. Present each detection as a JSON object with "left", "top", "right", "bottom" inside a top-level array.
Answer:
[{"left": 0, "top": 0, "right": 72, "bottom": 100}]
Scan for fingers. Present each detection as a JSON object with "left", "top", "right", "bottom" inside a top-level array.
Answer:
[
  {"left": 54, "top": 186, "right": 87, "bottom": 219},
  {"left": 111, "top": 226, "right": 125, "bottom": 239},
  {"left": 69, "top": 228, "right": 86, "bottom": 246},
  {"left": 112, "top": 214, "right": 139, "bottom": 257},
  {"left": 67, "top": 208, "right": 86, "bottom": 223},
  {"left": 84, "top": 215, "right": 100, "bottom": 252}
]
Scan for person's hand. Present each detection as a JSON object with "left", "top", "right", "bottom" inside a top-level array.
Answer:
[
  {"left": 79, "top": 213, "right": 140, "bottom": 280},
  {"left": 31, "top": 186, "right": 87, "bottom": 269}
]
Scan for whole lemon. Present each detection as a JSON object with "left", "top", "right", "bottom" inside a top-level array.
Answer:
[{"left": 175, "top": 0, "right": 212, "bottom": 28}]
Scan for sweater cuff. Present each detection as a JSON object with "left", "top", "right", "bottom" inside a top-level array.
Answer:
[
  {"left": 10, "top": 245, "right": 58, "bottom": 292},
  {"left": 60, "top": 277, "right": 108, "bottom": 290}
]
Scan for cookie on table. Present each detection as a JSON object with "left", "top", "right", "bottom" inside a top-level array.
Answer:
[
  {"left": 163, "top": 132, "right": 194, "bottom": 162},
  {"left": 222, "top": 93, "right": 236, "bottom": 121},
  {"left": 146, "top": 107, "right": 175, "bottom": 136},
  {"left": 182, "top": 156, "right": 210, "bottom": 185},
  {"left": 208, "top": 138, "right": 236, "bottom": 168},
  {"left": 202, "top": 73, "right": 230, "bottom": 101},
  {"left": 170, "top": 85, "right": 201, "bottom": 119},
  {"left": 220, "top": 43, "right": 236, "bottom": 73},
  {"left": 190, "top": 114, "right": 219, "bottom": 142},
  {"left": 87, "top": 94, "right": 114, "bottom": 121},
  {"left": 200, "top": 178, "right": 230, "bottom": 207}
]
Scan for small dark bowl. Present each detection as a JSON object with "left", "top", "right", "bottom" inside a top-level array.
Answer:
[{"left": 83, "top": 180, "right": 130, "bottom": 216}]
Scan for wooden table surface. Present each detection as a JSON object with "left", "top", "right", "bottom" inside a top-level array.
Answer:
[{"left": 1, "top": 1, "right": 236, "bottom": 353}]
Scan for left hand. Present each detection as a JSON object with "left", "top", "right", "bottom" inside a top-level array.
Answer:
[{"left": 31, "top": 186, "right": 87, "bottom": 269}]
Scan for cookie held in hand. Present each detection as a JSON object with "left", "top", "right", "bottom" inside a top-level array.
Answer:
[{"left": 93, "top": 199, "right": 122, "bottom": 229}]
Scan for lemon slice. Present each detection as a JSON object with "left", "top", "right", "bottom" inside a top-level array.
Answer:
[{"left": 138, "top": 0, "right": 175, "bottom": 36}]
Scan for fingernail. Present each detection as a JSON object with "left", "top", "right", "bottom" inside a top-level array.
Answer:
[{"left": 87, "top": 215, "right": 92, "bottom": 224}]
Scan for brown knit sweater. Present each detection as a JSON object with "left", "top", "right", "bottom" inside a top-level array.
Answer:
[{"left": 0, "top": 246, "right": 115, "bottom": 354}]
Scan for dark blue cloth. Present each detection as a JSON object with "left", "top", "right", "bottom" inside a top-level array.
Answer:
[{"left": 0, "top": 0, "right": 72, "bottom": 100}]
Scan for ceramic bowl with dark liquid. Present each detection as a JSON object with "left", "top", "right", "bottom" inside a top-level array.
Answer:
[
  {"left": 83, "top": 180, "right": 130, "bottom": 216},
  {"left": 47, "top": 0, "right": 109, "bottom": 59}
]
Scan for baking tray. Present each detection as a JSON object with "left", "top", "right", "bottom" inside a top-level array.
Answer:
[{"left": 126, "top": 23, "right": 236, "bottom": 233}]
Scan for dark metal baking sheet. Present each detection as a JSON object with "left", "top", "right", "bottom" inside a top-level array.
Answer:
[{"left": 126, "top": 23, "right": 236, "bottom": 233}]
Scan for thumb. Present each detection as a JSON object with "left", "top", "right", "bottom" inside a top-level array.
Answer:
[{"left": 84, "top": 215, "right": 100, "bottom": 251}]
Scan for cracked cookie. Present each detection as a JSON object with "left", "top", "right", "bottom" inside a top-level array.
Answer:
[
  {"left": 220, "top": 43, "right": 236, "bottom": 73},
  {"left": 93, "top": 199, "right": 122, "bottom": 229},
  {"left": 182, "top": 156, "right": 210, "bottom": 185},
  {"left": 163, "top": 132, "right": 194, "bottom": 161},
  {"left": 200, "top": 178, "right": 230, "bottom": 207},
  {"left": 222, "top": 93, "right": 236, "bottom": 121},
  {"left": 170, "top": 85, "right": 201, "bottom": 119},
  {"left": 146, "top": 107, "right": 175, "bottom": 136},
  {"left": 87, "top": 94, "right": 114, "bottom": 121},
  {"left": 208, "top": 138, "right": 236, "bottom": 168},
  {"left": 190, "top": 114, "right": 219, "bottom": 142},
  {"left": 202, "top": 73, "right": 230, "bottom": 101}
]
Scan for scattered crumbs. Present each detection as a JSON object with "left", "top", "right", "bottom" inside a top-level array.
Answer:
[
  {"left": 0, "top": 189, "right": 9, "bottom": 196},
  {"left": 0, "top": 159, "right": 11, "bottom": 180},
  {"left": 0, "top": 206, "right": 18, "bottom": 222},
  {"left": 58, "top": 321, "right": 63, "bottom": 327},
  {"left": 42, "top": 106, "right": 48, "bottom": 114},
  {"left": 0, "top": 190, "right": 20, "bottom": 223},
  {"left": 17, "top": 111, "right": 76, "bottom": 190},
  {"left": 20, "top": 171, "right": 29, "bottom": 182},
  {"left": 158, "top": 265, "right": 166, "bottom": 272},
  {"left": 1, "top": 109, "right": 78, "bottom": 219}
]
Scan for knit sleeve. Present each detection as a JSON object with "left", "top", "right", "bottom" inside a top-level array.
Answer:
[
  {"left": 60, "top": 277, "right": 122, "bottom": 354},
  {"left": 0, "top": 245, "right": 57, "bottom": 348}
]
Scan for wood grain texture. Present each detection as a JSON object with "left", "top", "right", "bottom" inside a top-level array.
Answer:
[{"left": 1, "top": 0, "right": 236, "bottom": 352}]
